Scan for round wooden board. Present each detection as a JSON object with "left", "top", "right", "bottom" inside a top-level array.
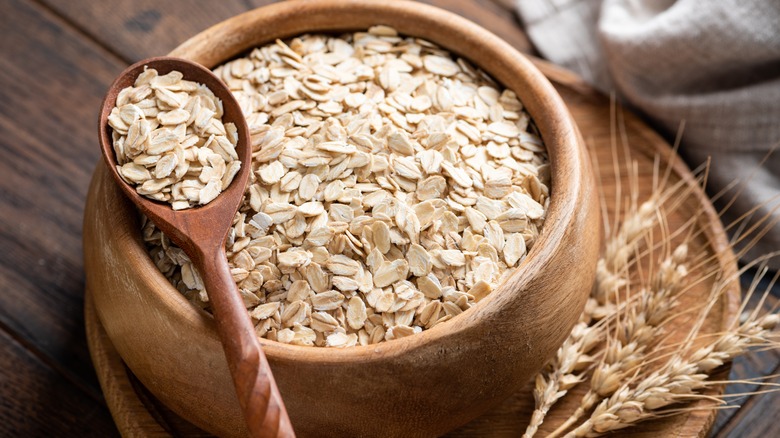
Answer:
[{"left": 85, "top": 61, "right": 740, "bottom": 438}]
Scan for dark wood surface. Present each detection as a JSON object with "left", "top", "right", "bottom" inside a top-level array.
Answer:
[{"left": 0, "top": 1, "right": 775, "bottom": 436}]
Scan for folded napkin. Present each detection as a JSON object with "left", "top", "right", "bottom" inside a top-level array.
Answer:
[{"left": 516, "top": 0, "right": 780, "bottom": 269}]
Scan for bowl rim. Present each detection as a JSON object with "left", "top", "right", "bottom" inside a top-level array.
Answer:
[{"left": 112, "top": 0, "right": 587, "bottom": 363}]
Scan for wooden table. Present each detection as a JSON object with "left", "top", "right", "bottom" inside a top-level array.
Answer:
[{"left": 0, "top": 0, "right": 776, "bottom": 436}]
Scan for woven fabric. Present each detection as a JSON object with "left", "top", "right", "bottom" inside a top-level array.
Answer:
[{"left": 516, "top": 0, "right": 780, "bottom": 268}]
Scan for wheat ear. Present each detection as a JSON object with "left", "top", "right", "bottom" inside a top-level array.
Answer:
[
  {"left": 547, "top": 240, "right": 691, "bottom": 438},
  {"left": 564, "top": 267, "right": 780, "bottom": 437},
  {"left": 522, "top": 192, "right": 661, "bottom": 438}
]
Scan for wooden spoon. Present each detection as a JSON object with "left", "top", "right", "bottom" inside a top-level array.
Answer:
[{"left": 98, "top": 57, "right": 295, "bottom": 438}]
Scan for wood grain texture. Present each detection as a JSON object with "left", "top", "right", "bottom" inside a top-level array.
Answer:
[
  {"left": 85, "top": 292, "right": 193, "bottom": 438},
  {"left": 415, "top": 0, "right": 533, "bottom": 53},
  {"left": 712, "top": 273, "right": 780, "bottom": 438},
  {"left": 40, "top": 0, "right": 533, "bottom": 63},
  {"left": 0, "top": 327, "right": 117, "bottom": 436},
  {"left": 39, "top": 0, "right": 275, "bottom": 63},
  {"left": 0, "top": 0, "right": 123, "bottom": 405}
]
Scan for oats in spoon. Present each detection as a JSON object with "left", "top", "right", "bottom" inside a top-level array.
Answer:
[{"left": 108, "top": 67, "right": 241, "bottom": 210}]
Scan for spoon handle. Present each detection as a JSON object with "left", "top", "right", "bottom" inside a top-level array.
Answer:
[{"left": 199, "top": 247, "right": 295, "bottom": 438}]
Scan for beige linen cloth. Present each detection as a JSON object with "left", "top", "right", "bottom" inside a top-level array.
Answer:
[{"left": 516, "top": 0, "right": 780, "bottom": 269}]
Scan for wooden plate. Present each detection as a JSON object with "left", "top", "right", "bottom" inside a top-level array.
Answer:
[{"left": 85, "top": 61, "right": 739, "bottom": 437}]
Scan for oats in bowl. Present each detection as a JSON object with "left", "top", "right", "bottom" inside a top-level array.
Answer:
[
  {"left": 84, "top": 3, "right": 600, "bottom": 436},
  {"left": 142, "top": 26, "right": 550, "bottom": 347}
]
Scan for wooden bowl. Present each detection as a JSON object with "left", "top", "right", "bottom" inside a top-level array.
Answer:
[{"left": 83, "top": 1, "right": 600, "bottom": 437}]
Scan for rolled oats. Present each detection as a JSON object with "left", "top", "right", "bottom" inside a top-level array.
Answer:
[
  {"left": 143, "top": 26, "right": 550, "bottom": 347},
  {"left": 109, "top": 68, "right": 241, "bottom": 209}
]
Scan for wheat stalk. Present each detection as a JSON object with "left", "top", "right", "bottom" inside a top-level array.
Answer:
[
  {"left": 524, "top": 321, "right": 604, "bottom": 438},
  {"left": 522, "top": 190, "right": 665, "bottom": 438},
  {"left": 565, "top": 302, "right": 779, "bottom": 437},
  {"left": 593, "top": 200, "right": 657, "bottom": 306},
  {"left": 521, "top": 139, "right": 704, "bottom": 438},
  {"left": 557, "top": 252, "right": 780, "bottom": 437},
  {"left": 523, "top": 155, "right": 707, "bottom": 438},
  {"left": 543, "top": 211, "right": 780, "bottom": 437},
  {"left": 524, "top": 102, "right": 779, "bottom": 437},
  {"left": 546, "top": 241, "right": 691, "bottom": 438}
]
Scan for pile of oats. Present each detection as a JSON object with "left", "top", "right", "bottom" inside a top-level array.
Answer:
[
  {"left": 143, "top": 26, "right": 550, "bottom": 347},
  {"left": 109, "top": 68, "right": 241, "bottom": 210}
]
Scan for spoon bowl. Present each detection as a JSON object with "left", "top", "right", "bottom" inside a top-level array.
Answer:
[
  {"left": 98, "top": 57, "right": 251, "bottom": 244},
  {"left": 98, "top": 56, "right": 294, "bottom": 438}
]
